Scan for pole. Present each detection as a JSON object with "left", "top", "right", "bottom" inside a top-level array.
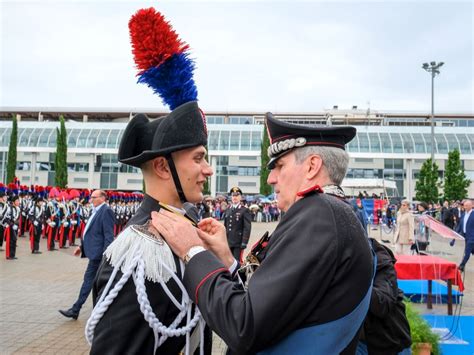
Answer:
[{"left": 430, "top": 70, "right": 435, "bottom": 164}]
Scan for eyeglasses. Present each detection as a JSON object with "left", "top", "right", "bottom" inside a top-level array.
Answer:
[{"left": 90, "top": 196, "right": 102, "bottom": 200}]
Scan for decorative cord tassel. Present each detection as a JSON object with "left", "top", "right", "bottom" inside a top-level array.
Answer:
[{"left": 85, "top": 224, "right": 203, "bottom": 353}]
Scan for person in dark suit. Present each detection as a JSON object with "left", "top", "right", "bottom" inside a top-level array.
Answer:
[
  {"left": 224, "top": 186, "right": 252, "bottom": 262},
  {"left": 441, "top": 200, "right": 455, "bottom": 229},
  {"left": 59, "top": 189, "right": 114, "bottom": 319},
  {"left": 456, "top": 199, "right": 473, "bottom": 272}
]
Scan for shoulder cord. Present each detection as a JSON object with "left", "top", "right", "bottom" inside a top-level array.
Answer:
[
  {"left": 35, "top": 206, "right": 42, "bottom": 219},
  {"left": 85, "top": 250, "right": 203, "bottom": 355},
  {"left": 0, "top": 203, "right": 8, "bottom": 224},
  {"left": 12, "top": 206, "right": 20, "bottom": 221},
  {"left": 48, "top": 202, "right": 55, "bottom": 216}
]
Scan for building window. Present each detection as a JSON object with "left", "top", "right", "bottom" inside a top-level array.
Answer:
[
  {"left": 74, "top": 177, "right": 88, "bottom": 183},
  {"left": 229, "top": 116, "right": 253, "bottom": 124},
  {"left": 354, "top": 158, "right": 374, "bottom": 163},
  {"left": 239, "top": 156, "right": 257, "bottom": 161},
  {"left": 16, "top": 162, "right": 31, "bottom": 171},
  {"left": 37, "top": 162, "right": 54, "bottom": 171},
  {"left": 239, "top": 181, "right": 257, "bottom": 187},
  {"left": 216, "top": 176, "right": 228, "bottom": 194},
  {"left": 68, "top": 163, "right": 90, "bottom": 172},
  {"left": 127, "top": 179, "right": 143, "bottom": 184},
  {"left": 207, "top": 116, "right": 224, "bottom": 124}
]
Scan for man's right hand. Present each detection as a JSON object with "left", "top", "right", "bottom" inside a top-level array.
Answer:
[
  {"left": 73, "top": 247, "right": 81, "bottom": 257},
  {"left": 197, "top": 218, "right": 235, "bottom": 268}
]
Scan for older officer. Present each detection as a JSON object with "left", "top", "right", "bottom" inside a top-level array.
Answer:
[
  {"left": 152, "top": 113, "right": 374, "bottom": 354},
  {"left": 224, "top": 186, "right": 252, "bottom": 263}
]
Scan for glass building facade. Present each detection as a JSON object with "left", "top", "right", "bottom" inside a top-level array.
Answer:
[{"left": 1, "top": 109, "right": 473, "bottom": 199}]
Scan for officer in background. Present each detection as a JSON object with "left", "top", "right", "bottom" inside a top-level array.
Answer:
[
  {"left": 0, "top": 192, "right": 8, "bottom": 251},
  {"left": 5, "top": 195, "right": 21, "bottom": 260},
  {"left": 224, "top": 186, "right": 252, "bottom": 263}
]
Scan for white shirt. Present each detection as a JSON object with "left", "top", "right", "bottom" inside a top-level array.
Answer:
[{"left": 83, "top": 202, "right": 105, "bottom": 238}]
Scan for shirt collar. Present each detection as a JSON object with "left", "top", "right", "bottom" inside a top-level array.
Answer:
[{"left": 92, "top": 202, "right": 105, "bottom": 213}]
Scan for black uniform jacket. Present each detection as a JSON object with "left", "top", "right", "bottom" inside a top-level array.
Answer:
[
  {"left": 361, "top": 239, "right": 411, "bottom": 355},
  {"left": 183, "top": 192, "right": 373, "bottom": 354},
  {"left": 91, "top": 194, "right": 211, "bottom": 355},
  {"left": 224, "top": 205, "right": 252, "bottom": 248}
]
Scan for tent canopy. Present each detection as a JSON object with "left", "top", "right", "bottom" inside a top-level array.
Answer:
[
  {"left": 341, "top": 178, "right": 397, "bottom": 189},
  {"left": 341, "top": 178, "right": 398, "bottom": 197}
]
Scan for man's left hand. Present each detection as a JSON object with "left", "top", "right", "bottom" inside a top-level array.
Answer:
[{"left": 151, "top": 209, "right": 204, "bottom": 260}]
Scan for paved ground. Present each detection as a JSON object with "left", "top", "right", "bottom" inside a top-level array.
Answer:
[{"left": 0, "top": 222, "right": 472, "bottom": 354}]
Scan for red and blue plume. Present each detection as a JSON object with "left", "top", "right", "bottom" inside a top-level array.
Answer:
[{"left": 129, "top": 8, "right": 197, "bottom": 110}]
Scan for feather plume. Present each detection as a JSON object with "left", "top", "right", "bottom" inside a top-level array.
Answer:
[{"left": 129, "top": 7, "right": 197, "bottom": 110}]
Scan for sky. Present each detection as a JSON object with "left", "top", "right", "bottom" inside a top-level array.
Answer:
[{"left": 1, "top": 0, "right": 473, "bottom": 114}]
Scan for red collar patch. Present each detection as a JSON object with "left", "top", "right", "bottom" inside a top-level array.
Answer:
[{"left": 296, "top": 185, "right": 323, "bottom": 197}]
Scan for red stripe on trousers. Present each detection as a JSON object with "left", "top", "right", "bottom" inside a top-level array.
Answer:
[
  {"left": 5, "top": 227, "right": 10, "bottom": 259},
  {"left": 29, "top": 224, "right": 34, "bottom": 251},
  {"left": 47, "top": 226, "right": 53, "bottom": 250}
]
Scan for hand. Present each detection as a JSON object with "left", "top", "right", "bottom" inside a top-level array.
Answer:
[
  {"left": 73, "top": 247, "right": 81, "bottom": 257},
  {"left": 150, "top": 210, "right": 204, "bottom": 260},
  {"left": 197, "top": 218, "right": 234, "bottom": 268}
]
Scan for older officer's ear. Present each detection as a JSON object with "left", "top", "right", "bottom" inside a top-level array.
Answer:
[{"left": 306, "top": 154, "right": 323, "bottom": 180}]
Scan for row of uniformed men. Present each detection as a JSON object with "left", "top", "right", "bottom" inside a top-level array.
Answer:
[{"left": 0, "top": 193, "right": 141, "bottom": 259}]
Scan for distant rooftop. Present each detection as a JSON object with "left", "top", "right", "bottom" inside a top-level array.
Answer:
[{"left": 0, "top": 107, "right": 473, "bottom": 126}]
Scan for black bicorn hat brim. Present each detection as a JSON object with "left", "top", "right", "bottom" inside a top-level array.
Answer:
[
  {"left": 119, "top": 101, "right": 208, "bottom": 167},
  {"left": 265, "top": 112, "right": 356, "bottom": 169}
]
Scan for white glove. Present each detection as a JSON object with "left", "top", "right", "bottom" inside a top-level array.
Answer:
[
  {"left": 12, "top": 225, "right": 18, "bottom": 231},
  {"left": 71, "top": 220, "right": 77, "bottom": 226},
  {"left": 63, "top": 221, "right": 69, "bottom": 227},
  {"left": 33, "top": 221, "right": 39, "bottom": 227},
  {"left": 48, "top": 221, "right": 56, "bottom": 228}
]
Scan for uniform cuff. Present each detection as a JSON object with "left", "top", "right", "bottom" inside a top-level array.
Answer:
[{"left": 183, "top": 250, "right": 229, "bottom": 304}]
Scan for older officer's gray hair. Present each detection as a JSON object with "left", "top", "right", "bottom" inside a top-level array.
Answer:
[{"left": 293, "top": 146, "right": 349, "bottom": 185}]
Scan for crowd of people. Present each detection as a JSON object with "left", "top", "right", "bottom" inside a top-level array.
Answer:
[
  {"left": 0, "top": 182, "right": 143, "bottom": 259},
  {"left": 197, "top": 198, "right": 281, "bottom": 222}
]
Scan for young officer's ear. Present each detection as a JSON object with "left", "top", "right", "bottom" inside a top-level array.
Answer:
[{"left": 151, "top": 157, "right": 172, "bottom": 180}]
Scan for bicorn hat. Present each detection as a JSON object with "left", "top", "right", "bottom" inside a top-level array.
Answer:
[
  {"left": 265, "top": 112, "right": 356, "bottom": 169},
  {"left": 118, "top": 101, "right": 207, "bottom": 167}
]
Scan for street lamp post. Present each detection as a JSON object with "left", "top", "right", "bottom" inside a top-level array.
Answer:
[{"left": 422, "top": 61, "right": 444, "bottom": 164}]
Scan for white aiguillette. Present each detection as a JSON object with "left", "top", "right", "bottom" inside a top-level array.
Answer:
[{"left": 104, "top": 220, "right": 176, "bottom": 283}]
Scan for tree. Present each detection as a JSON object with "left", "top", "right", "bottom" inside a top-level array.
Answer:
[
  {"left": 6, "top": 114, "right": 18, "bottom": 184},
  {"left": 203, "top": 151, "right": 210, "bottom": 195},
  {"left": 260, "top": 123, "right": 272, "bottom": 195},
  {"left": 54, "top": 115, "right": 68, "bottom": 188},
  {"left": 415, "top": 158, "right": 440, "bottom": 203},
  {"left": 443, "top": 149, "right": 470, "bottom": 202}
]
